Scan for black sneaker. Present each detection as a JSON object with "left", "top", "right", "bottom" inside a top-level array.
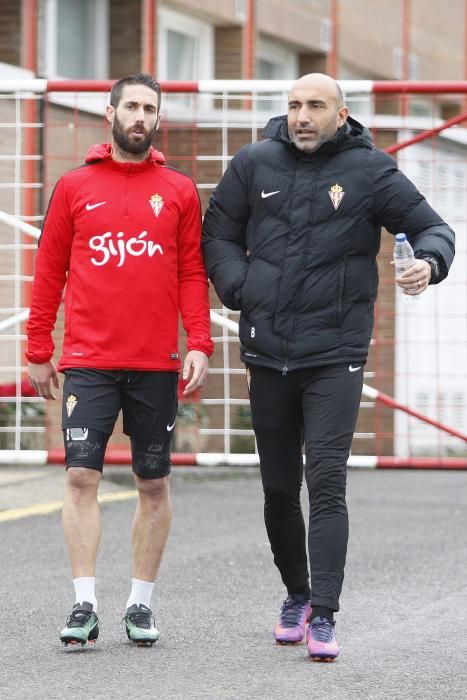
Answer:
[
  {"left": 60, "top": 602, "right": 99, "bottom": 646},
  {"left": 124, "top": 604, "right": 160, "bottom": 646}
]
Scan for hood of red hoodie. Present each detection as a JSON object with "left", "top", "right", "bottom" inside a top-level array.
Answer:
[{"left": 85, "top": 143, "right": 166, "bottom": 166}]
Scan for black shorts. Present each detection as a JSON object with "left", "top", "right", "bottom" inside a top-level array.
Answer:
[{"left": 62, "top": 369, "right": 178, "bottom": 478}]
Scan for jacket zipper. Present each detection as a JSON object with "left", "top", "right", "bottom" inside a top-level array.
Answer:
[
  {"left": 336, "top": 257, "right": 347, "bottom": 325},
  {"left": 282, "top": 340, "right": 289, "bottom": 375},
  {"left": 123, "top": 168, "right": 130, "bottom": 218}
]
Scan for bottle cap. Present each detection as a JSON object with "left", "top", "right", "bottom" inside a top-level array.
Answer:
[{"left": 395, "top": 233, "right": 407, "bottom": 242}]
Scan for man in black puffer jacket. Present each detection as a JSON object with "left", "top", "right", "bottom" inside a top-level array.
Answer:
[{"left": 202, "top": 73, "right": 455, "bottom": 661}]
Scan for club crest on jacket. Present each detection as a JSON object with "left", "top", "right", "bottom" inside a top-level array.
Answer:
[
  {"left": 149, "top": 193, "right": 164, "bottom": 217},
  {"left": 328, "top": 183, "right": 345, "bottom": 210}
]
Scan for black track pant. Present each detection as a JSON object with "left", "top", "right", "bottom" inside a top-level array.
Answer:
[{"left": 248, "top": 363, "right": 364, "bottom": 612}]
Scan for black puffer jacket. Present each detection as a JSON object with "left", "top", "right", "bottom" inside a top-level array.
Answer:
[{"left": 202, "top": 116, "right": 455, "bottom": 372}]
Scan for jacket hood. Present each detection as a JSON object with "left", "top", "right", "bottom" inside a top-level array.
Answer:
[
  {"left": 85, "top": 143, "right": 166, "bottom": 165},
  {"left": 262, "top": 114, "right": 373, "bottom": 154}
]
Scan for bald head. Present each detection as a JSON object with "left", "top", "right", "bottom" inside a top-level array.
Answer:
[
  {"left": 289, "top": 73, "right": 344, "bottom": 107},
  {"left": 287, "top": 73, "right": 348, "bottom": 153}
]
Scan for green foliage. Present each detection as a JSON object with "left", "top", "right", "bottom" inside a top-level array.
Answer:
[{"left": 0, "top": 401, "right": 45, "bottom": 449}]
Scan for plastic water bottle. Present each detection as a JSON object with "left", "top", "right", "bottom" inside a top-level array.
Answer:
[{"left": 393, "top": 233, "right": 419, "bottom": 304}]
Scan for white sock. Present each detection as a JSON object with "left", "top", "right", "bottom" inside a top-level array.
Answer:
[
  {"left": 73, "top": 576, "right": 97, "bottom": 612},
  {"left": 126, "top": 578, "right": 154, "bottom": 610}
]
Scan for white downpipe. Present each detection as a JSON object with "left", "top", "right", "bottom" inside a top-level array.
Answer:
[
  {"left": 0, "top": 310, "right": 30, "bottom": 332},
  {"left": 0, "top": 211, "right": 37, "bottom": 331},
  {"left": 209, "top": 311, "right": 378, "bottom": 401},
  {"left": 0, "top": 211, "right": 41, "bottom": 239},
  {"left": 209, "top": 310, "right": 239, "bottom": 334}
]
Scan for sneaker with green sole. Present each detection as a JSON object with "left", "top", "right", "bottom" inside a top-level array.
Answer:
[
  {"left": 60, "top": 601, "right": 99, "bottom": 646},
  {"left": 124, "top": 604, "right": 160, "bottom": 646}
]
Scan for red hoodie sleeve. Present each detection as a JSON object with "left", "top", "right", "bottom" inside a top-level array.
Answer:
[
  {"left": 178, "top": 181, "right": 214, "bottom": 357},
  {"left": 26, "top": 177, "right": 74, "bottom": 363}
]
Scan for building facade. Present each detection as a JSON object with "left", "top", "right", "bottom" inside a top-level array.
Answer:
[
  {"left": 0, "top": 0, "right": 465, "bottom": 458},
  {"left": 2, "top": 1, "right": 466, "bottom": 84}
]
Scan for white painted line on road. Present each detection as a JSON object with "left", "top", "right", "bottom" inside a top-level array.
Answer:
[{"left": 0, "top": 489, "right": 138, "bottom": 523}]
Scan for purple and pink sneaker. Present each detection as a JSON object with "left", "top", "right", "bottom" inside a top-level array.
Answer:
[
  {"left": 306, "top": 616, "right": 340, "bottom": 661},
  {"left": 274, "top": 595, "right": 312, "bottom": 644}
]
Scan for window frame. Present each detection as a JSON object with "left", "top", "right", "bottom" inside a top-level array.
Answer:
[
  {"left": 157, "top": 7, "right": 214, "bottom": 82},
  {"left": 254, "top": 38, "right": 298, "bottom": 113},
  {"left": 256, "top": 38, "right": 299, "bottom": 81},
  {"left": 41, "top": 0, "right": 109, "bottom": 80},
  {"left": 157, "top": 7, "right": 214, "bottom": 116}
]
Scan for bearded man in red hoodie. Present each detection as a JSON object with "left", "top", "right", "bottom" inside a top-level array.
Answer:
[{"left": 26, "top": 74, "right": 213, "bottom": 647}]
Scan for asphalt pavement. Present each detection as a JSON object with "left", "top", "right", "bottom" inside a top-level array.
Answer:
[{"left": 0, "top": 464, "right": 466, "bottom": 700}]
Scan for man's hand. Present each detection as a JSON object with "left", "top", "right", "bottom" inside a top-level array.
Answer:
[
  {"left": 182, "top": 351, "right": 209, "bottom": 396},
  {"left": 393, "top": 259, "right": 431, "bottom": 296},
  {"left": 28, "top": 360, "right": 59, "bottom": 400}
]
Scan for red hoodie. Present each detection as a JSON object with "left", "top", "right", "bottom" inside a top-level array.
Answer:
[{"left": 26, "top": 144, "right": 214, "bottom": 371}]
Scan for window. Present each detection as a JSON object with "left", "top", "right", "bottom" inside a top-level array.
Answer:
[
  {"left": 320, "top": 18, "right": 332, "bottom": 52},
  {"left": 337, "top": 67, "right": 373, "bottom": 122},
  {"left": 40, "top": 0, "right": 109, "bottom": 79},
  {"left": 453, "top": 170, "right": 465, "bottom": 208},
  {"left": 453, "top": 392, "right": 464, "bottom": 429},
  {"left": 417, "top": 161, "right": 432, "bottom": 198},
  {"left": 234, "top": 0, "right": 248, "bottom": 23},
  {"left": 158, "top": 8, "right": 213, "bottom": 82},
  {"left": 256, "top": 39, "right": 298, "bottom": 112},
  {"left": 157, "top": 7, "right": 213, "bottom": 112},
  {"left": 166, "top": 29, "right": 196, "bottom": 82},
  {"left": 393, "top": 48, "right": 419, "bottom": 80},
  {"left": 256, "top": 38, "right": 298, "bottom": 81}
]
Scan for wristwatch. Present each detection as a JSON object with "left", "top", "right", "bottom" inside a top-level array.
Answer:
[{"left": 418, "top": 255, "right": 440, "bottom": 284}]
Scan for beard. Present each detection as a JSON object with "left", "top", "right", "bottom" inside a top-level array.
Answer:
[
  {"left": 112, "top": 114, "right": 157, "bottom": 155},
  {"left": 288, "top": 129, "right": 326, "bottom": 153}
]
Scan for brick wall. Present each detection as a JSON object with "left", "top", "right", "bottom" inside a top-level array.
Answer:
[
  {"left": 340, "top": 0, "right": 465, "bottom": 80},
  {"left": 256, "top": 0, "right": 327, "bottom": 53},
  {"left": 215, "top": 27, "right": 243, "bottom": 79},
  {"left": 0, "top": 0, "right": 21, "bottom": 66},
  {"left": 1, "top": 0, "right": 466, "bottom": 84},
  {"left": 109, "top": 0, "right": 142, "bottom": 78}
]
